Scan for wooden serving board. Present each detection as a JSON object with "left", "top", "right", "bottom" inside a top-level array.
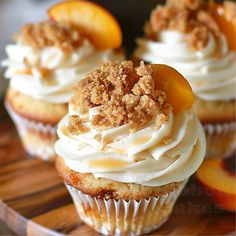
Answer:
[{"left": 0, "top": 102, "right": 235, "bottom": 236}]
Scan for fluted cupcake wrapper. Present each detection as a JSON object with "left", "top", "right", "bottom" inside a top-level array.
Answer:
[
  {"left": 203, "top": 122, "right": 236, "bottom": 158},
  {"left": 66, "top": 179, "right": 188, "bottom": 236},
  {"left": 5, "top": 102, "right": 57, "bottom": 161}
]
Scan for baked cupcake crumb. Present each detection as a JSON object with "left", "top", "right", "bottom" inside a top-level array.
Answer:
[
  {"left": 146, "top": 0, "right": 220, "bottom": 50},
  {"left": 16, "top": 21, "right": 84, "bottom": 53},
  {"left": 71, "top": 61, "right": 171, "bottom": 131}
]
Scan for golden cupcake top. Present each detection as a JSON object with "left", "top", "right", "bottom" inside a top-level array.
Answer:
[
  {"left": 145, "top": 0, "right": 222, "bottom": 50},
  {"left": 16, "top": 21, "right": 84, "bottom": 53},
  {"left": 70, "top": 61, "right": 193, "bottom": 132}
]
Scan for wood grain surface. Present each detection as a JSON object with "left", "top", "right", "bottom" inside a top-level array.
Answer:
[{"left": 0, "top": 102, "right": 235, "bottom": 236}]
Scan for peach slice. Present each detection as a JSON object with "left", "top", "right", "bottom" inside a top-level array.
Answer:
[
  {"left": 48, "top": 0, "right": 122, "bottom": 50},
  {"left": 211, "top": 1, "right": 236, "bottom": 50},
  {"left": 151, "top": 64, "right": 194, "bottom": 113},
  {"left": 196, "top": 159, "right": 236, "bottom": 212}
]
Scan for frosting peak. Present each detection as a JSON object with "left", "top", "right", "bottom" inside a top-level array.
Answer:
[
  {"left": 135, "top": 31, "right": 236, "bottom": 101},
  {"left": 55, "top": 106, "right": 205, "bottom": 186}
]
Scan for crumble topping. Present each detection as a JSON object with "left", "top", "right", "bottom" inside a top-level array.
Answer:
[
  {"left": 67, "top": 115, "right": 88, "bottom": 135},
  {"left": 155, "top": 112, "right": 169, "bottom": 130},
  {"left": 163, "top": 136, "right": 172, "bottom": 144},
  {"left": 145, "top": 0, "right": 220, "bottom": 50},
  {"left": 71, "top": 61, "right": 172, "bottom": 131},
  {"left": 16, "top": 21, "right": 84, "bottom": 53}
]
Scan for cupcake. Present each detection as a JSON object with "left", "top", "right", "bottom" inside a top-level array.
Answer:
[
  {"left": 2, "top": 0, "right": 123, "bottom": 161},
  {"left": 55, "top": 61, "right": 206, "bottom": 235},
  {"left": 134, "top": 0, "right": 236, "bottom": 158}
]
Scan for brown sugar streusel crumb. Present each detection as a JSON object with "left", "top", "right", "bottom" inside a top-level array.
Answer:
[
  {"left": 163, "top": 136, "right": 172, "bottom": 144},
  {"left": 67, "top": 115, "right": 88, "bottom": 135},
  {"left": 145, "top": 0, "right": 220, "bottom": 50},
  {"left": 71, "top": 61, "right": 172, "bottom": 131},
  {"left": 16, "top": 21, "right": 84, "bottom": 53}
]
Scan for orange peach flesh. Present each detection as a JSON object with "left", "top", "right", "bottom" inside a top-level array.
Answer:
[
  {"left": 196, "top": 159, "right": 236, "bottom": 212},
  {"left": 151, "top": 64, "right": 194, "bottom": 113},
  {"left": 48, "top": 0, "right": 122, "bottom": 50},
  {"left": 211, "top": 3, "right": 236, "bottom": 51}
]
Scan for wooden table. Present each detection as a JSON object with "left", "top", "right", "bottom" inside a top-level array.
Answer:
[{"left": 0, "top": 102, "right": 235, "bottom": 236}]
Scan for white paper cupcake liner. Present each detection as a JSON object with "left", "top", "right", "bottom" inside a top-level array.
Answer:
[
  {"left": 5, "top": 102, "right": 57, "bottom": 161},
  {"left": 203, "top": 122, "right": 236, "bottom": 158},
  {"left": 66, "top": 179, "right": 188, "bottom": 236}
]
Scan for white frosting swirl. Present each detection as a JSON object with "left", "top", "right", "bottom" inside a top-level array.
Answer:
[
  {"left": 2, "top": 40, "right": 123, "bottom": 103},
  {"left": 55, "top": 104, "right": 206, "bottom": 187},
  {"left": 135, "top": 31, "right": 236, "bottom": 101}
]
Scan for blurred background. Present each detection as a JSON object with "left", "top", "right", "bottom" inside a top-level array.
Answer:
[
  {"left": 0, "top": 0, "right": 163, "bottom": 100},
  {"left": 0, "top": 0, "right": 162, "bottom": 233}
]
